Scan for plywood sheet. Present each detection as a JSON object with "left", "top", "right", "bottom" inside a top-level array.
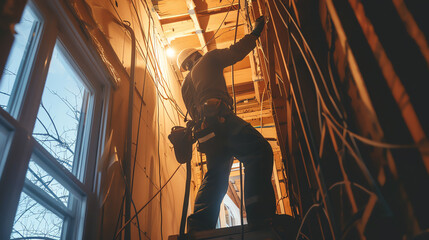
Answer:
[
  {"left": 154, "top": 0, "right": 189, "bottom": 17},
  {"left": 170, "top": 34, "right": 202, "bottom": 52},
  {"left": 194, "top": 0, "right": 234, "bottom": 12},
  {"left": 224, "top": 67, "right": 253, "bottom": 86}
]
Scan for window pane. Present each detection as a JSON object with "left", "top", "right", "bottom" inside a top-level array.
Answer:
[
  {"left": 10, "top": 192, "right": 63, "bottom": 240},
  {"left": 0, "top": 122, "right": 13, "bottom": 175},
  {"left": 0, "top": 5, "right": 39, "bottom": 112},
  {"left": 32, "top": 43, "right": 88, "bottom": 173},
  {"left": 26, "top": 158, "right": 70, "bottom": 207}
]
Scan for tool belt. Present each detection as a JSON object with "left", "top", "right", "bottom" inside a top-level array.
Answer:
[
  {"left": 194, "top": 98, "right": 230, "bottom": 155},
  {"left": 168, "top": 98, "right": 231, "bottom": 163}
]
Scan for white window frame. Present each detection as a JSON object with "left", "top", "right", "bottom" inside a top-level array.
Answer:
[{"left": 0, "top": 0, "right": 112, "bottom": 239}]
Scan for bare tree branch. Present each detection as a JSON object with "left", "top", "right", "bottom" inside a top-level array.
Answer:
[
  {"left": 27, "top": 168, "right": 64, "bottom": 205},
  {"left": 3, "top": 67, "right": 17, "bottom": 76},
  {"left": 40, "top": 102, "right": 60, "bottom": 140},
  {"left": 13, "top": 202, "right": 38, "bottom": 224},
  {"left": 0, "top": 90, "right": 11, "bottom": 96}
]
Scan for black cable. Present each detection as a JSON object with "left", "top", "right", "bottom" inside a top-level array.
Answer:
[
  {"left": 201, "top": 0, "right": 237, "bottom": 50},
  {"left": 157, "top": 75, "right": 164, "bottom": 240},
  {"left": 106, "top": 2, "right": 184, "bottom": 239},
  {"left": 107, "top": 1, "right": 142, "bottom": 235},
  {"left": 231, "top": 4, "right": 239, "bottom": 114},
  {"left": 120, "top": 20, "right": 143, "bottom": 240},
  {"left": 133, "top": 6, "right": 185, "bottom": 119},
  {"left": 211, "top": 24, "right": 244, "bottom": 43},
  {"left": 229, "top": 1, "right": 244, "bottom": 239},
  {"left": 114, "top": 165, "right": 182, "bottom": 239},
  {"left": 275, "top": 0, "right": 391, "bottom": 215},
  {"left": 179, "top": 161, "right": 192, "bottom": 237},
  {"left": 274, "top": 0, "right": 344, "bottom": 121},
  {"left": 110, "top": 0, "right": 183, "bottom": 124},
  {"left": 115, "top": 142, "right": 143, "bottom": 240},
  {"left": 128, "top": 0, "right": 186, "bottom": 119},
  {"left": 265, "top": 2, "right": 392, "bottom": 238},
  {"left": 113, "top": 194, "right": 126, "bottom": 240},
  {"left": 131, "top": 14, "right": 151, "bottom": 196}
]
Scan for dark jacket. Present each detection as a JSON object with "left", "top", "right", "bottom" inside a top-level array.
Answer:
[{"left": 181, "top": 34, "right": 258, "bottom": 120}]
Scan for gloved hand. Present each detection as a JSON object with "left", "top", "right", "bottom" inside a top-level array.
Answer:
[{"left": 251, "top": 16, "right": 265, "bottom": 37}]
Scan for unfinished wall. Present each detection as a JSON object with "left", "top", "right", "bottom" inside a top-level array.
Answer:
[{"left": 69, "top": 0, "right": 192, "bottom": 239}]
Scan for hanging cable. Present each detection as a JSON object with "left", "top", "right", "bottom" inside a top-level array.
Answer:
[
  {"left": 229, "top": 1, "right": 245, "bottom": 239},
  {"left": 114, "top": 164, "right": 183, "bottom": 239},
  {"left": 131, "top": 14, "right": 151, "bottom": 195},
  {"left": 264, "top": 2, "right": 338, "bottom": 236},
  {"left": 323, "top": 111, "right": 425, "bottom": 149},
  {"left": 117, "top": 153, "right": 143, "bottom": 240},
  {"left": 104, "top": 2, "right": 187, "bottom": 239},
  {"left": 274, "top": 0, "right": 344, "bottom": 120},
  {"left": 157, "top": 92, "right": 164, "bottom": 240},
  {"left": 119, "top": 20, "right": 143, "bottom": 240},
  {"left": 295, "top": 203, "right": 322, "bottom": 240},
  {"left": 154, "top": 32, "right": 164, "bottom": 239},
  {"left": 108, "top": 0, "right": 184, "bottom": 120},
  {"left": 129, "top": 0, "right": 186, "bottom": 119},
  {"left": 201, "top": 0, "right": 237, "bottom": 50},
  {"left": 274, "top": 0, "right": 393, "bottom": 213}
]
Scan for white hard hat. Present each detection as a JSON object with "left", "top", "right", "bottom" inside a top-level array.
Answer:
[{"left": 177, "top": 48, "right": 202, "bottom": 71}]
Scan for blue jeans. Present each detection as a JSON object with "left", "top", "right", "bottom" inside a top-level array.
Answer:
[{"left": 187, "top": 114, "right": 276, "bottom": 231}]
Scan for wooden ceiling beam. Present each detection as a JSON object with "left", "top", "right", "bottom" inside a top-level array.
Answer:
[
  {"left": 145, "top": 0, "right": 169, "bottom": 45},
  {"left": 162, "top": 6, "right": 244, "bottom": 41},
  {"left": 206, "top": 25, "right": 246, "bottom": 50},
  {"left": 186, "top": 0, "right": 208, "bottom": 52},
  {"left": 159, "top": 4, "right": 238, "bottom": 24}
]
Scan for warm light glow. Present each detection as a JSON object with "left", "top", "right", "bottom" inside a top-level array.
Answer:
[{"left": 166, "top": 47, "right": 175, "bottom": 58}]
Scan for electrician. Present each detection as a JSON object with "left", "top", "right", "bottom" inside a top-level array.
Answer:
[{"left": 177, "top": 16, "right": 275, "bottom": 233}]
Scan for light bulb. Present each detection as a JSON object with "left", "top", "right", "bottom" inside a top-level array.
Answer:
[{"left": 166, "top": 47, "right": 175, "bottom": 58}]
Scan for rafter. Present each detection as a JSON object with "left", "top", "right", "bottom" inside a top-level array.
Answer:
[{"left": 186, "top": 0, "right": 208, "bottom": 52}]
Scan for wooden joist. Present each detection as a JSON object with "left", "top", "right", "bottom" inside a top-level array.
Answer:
[
  {"left": 186, "top": 0, "right": 208, "bottom": 52},
  {"left": 162, "top": 7, "right": 245, "bottom": 40}
]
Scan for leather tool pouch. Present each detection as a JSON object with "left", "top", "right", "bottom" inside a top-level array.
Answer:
[
  {"left": 195, "top": 99, "right": 227, "bottom": 154},
  {"left": 168, "top": 126, "right": 193, "bottom": 164}
]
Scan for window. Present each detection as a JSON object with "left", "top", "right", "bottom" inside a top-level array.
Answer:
[
  {"left": 0, "top": 0, "right": 110, "bottom": 239},
  {"left": 11, "top": 151, "right": 86, "bottom": 239},
  {"left": 32, "top": 42, "right": 91, "bottom": 175},
  {"left": 10, "top": 42, "right": 92, "bottom": 238},
  {"left": 0, "top": 5, "right": 41, "bottom": 115},
  {"left": 11, "top": 192, "right": 64, "bottom": 239},
  {"left": 0, "top": 119, "right": 13, "bottom": 173}
]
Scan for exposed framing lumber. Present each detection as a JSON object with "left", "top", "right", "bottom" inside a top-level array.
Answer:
[
  {"left": 186, "top": 0, "right": 208, "bottom": 52},
  {"left": 145, "top": 0, "right": 168, "bottom": 45},
  {"left": 162, "top": 6, "right": 244, "bottom": 40},
  {"left": 345, "top": 0, "right": 429, "bottom": 173},
  {"left": 159, "top": 4, "right": 238, "bottom": 24}
]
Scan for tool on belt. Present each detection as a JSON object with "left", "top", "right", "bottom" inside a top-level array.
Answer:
[
  {"left": 168, "top": 121, "right": 195, "bottom": 164},
  {"left": 194, "top": 98, "right": 229, "bottom": 155},
  {"left": 168, "top": 98, "right": 230, "bottom": 163}
]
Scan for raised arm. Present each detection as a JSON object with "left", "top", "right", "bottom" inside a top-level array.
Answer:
[{"left": 212, "top": 16, "right": 266, "bottom": 68}]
